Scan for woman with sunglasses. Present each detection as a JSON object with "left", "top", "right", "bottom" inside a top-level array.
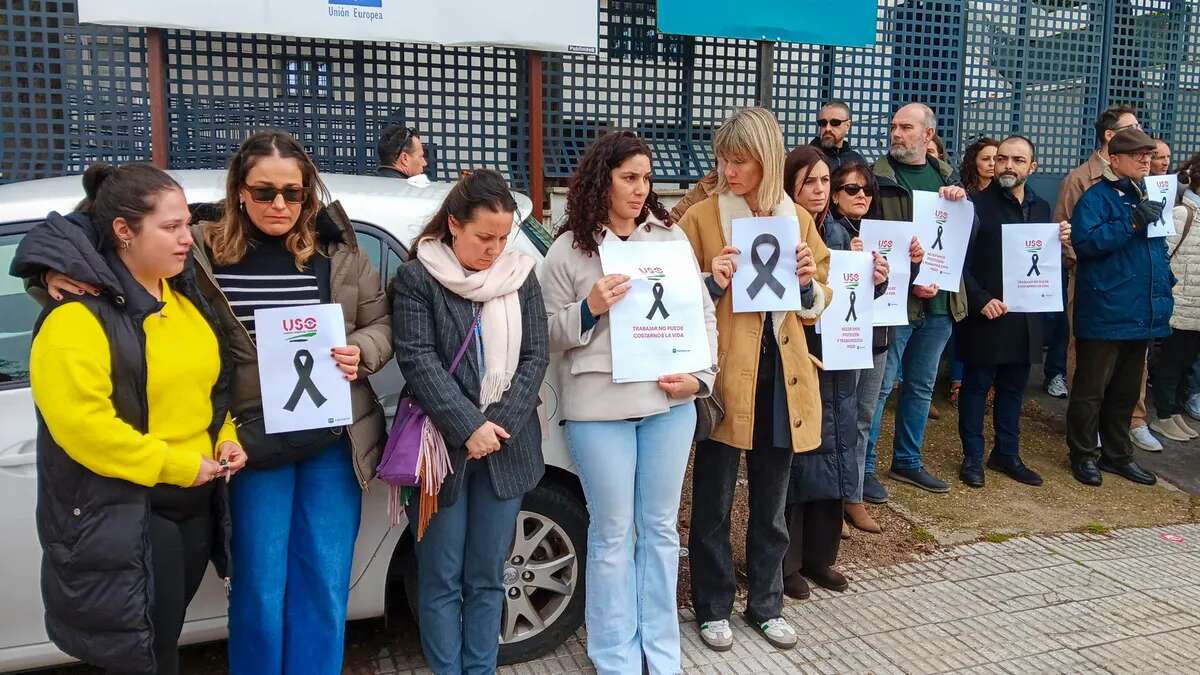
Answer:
[
  {"left": 41, "top": 130, "right": 392, "bottom": 674},
  {"left": 779, "top": 148, "right": 888, "bottom": 600},
  {"left": 827, "top": 162, "right": 923, "bottom": 532}
]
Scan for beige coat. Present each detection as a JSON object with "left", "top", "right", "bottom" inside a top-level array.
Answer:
[
  {"left": 1169, "top": 194, "right": 1200, "bottom": 332},
  {"left": 1055, "top": 151, "right": 1109, "bottom": 268},
  {"left": 540, "top": 216, "right": 719, "bottom": 421},
  {"left": 678, "top": 193, "right": 831, "bottom": 452}
]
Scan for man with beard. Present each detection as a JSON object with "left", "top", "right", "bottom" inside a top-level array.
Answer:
[
  {"left": 956, "top": 136, "right": 1070, "bottom": 488},
  {"left": 811, "top": 101, "right": 866, "bottom": 172},
  {"left": 863, "top": 103, "right": 971, "bottom": 500}
]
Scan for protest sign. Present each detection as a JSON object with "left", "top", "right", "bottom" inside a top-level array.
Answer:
[
  {"left": 1001, "top": 223, "right": 1064, "bottom": 313},
  {"left": 1145, "top": 175, "right": 1180, "bottom": 238},
  {"left": 819, "top": 250, "right": 875, "bottom": 370},
  {"left": 912, "top": 190, "right": 974, "bottom": 289},
  {"left": 731, "top": 216, "right": 802, "bottom": 313},
  {"left": 858, "top": 219, "right": 916, "bottom": 326},
  {"left": 255, "top": 303, "right": 353, "bottom": 434}
]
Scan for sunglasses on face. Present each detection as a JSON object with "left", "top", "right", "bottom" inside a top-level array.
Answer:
[
  {"left": 817, "top": 118, "right": 848, "bottom": 128},
  {"left": 245, "top": 186, "right": 308, "bottom": 204},
  {"left": 836, "top": 183, "right": 872, "bottom": 197}
]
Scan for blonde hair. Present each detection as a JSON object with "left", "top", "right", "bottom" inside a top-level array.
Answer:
[{"left": 714, "top": 107, "right": 786, "bottom": 212}]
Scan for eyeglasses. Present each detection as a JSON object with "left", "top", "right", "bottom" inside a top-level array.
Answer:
[
  {"left": 836, "top": 183, "right": 873, "bottom": 197},
  {"left": 1113, "top": 122, "right": 1143, "bottom": 133},
  {"left": 817, "top": 118, "right": 848, "bottom": 128},
  {"left": 245, "top": 186, "right": 309, "bottom": 204}
]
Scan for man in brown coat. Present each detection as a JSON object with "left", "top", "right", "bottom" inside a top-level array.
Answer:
[{"left": 1054, "top": 105, "right": 1163, "bottom": 452}]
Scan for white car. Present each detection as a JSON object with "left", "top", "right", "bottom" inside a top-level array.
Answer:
[{"left": 0, "top": 170, "right": 586, "bottom": 672}]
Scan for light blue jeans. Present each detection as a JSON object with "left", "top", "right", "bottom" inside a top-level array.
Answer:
[
  {"left": 565, "top": 402, "right": 696, "bottom": 675},
  {"left": 866, "top": 315, "right": 954, "bottom": 471},
  {"left": 227, "top": 442, "right": 362, "bottom": 675}
]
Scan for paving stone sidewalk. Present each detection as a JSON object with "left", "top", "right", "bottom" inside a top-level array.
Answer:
[{"left": 352, "top": 523, "right": 1200, "bottom": 674}]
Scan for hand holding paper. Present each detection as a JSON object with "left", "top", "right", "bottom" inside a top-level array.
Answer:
[{"left": 912, "top": 190, "right": 974, "bottom": 289}]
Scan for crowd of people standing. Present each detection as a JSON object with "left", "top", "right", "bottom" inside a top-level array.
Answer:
[{"left": 10, "top": 95, "right": 1194, "bottom": 674}]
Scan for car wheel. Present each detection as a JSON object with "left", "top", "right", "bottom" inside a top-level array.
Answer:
[{"left": 400, "top": 480, "right": 588, "bottom": 665}]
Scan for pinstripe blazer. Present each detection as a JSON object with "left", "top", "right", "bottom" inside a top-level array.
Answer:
[{"left": 391, "top": 258, "right": 549, "bottom": 507}]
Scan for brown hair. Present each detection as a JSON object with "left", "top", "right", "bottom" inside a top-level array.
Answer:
[
  {"left": 1178, "top": 153, "right": 1200, "bottom": 197},
  {"left": 415, "top": 169, "right": 518, "bottom": 245},
  {"left": 204, "top": 130, "right": 329, "bottom": 269},
  {"left": 76, "top": 162, "right": 182, "bottom": 250},
  {"left": 959, "top": 136, "right": 1000, "bottom": 193},
  {"left": 561, "top": 130, "right": 672, "bottom": 256},
  {"left": 829, "top": 162, "right": 879, "bottom": 219},
  {"left": 783, "top": 145, "right": 832, "bottom": 225}
]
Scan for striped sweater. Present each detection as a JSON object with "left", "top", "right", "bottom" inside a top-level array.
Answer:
[{"left": 210, "top": 232, "right": 320, "bottom": 336}]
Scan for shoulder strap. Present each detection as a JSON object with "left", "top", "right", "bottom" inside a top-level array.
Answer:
[
  {"left": 447, "top": 308, "right": 481, "bottom": 375},
  {"left": 1171, "top": 203, "right": 1197, "bottom": 260}
]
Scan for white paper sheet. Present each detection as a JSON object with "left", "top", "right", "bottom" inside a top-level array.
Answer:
[
  {"left": 1145, "top": 175, "right": 1180, "bottom": 238},
  {"left": 911, "top": 190, "right": 974, "bottom": 290},
  {"left": 858, "top": 219, "right": 917, "bottom": 326},
  {"left": 255, "top": 303, "right": 353, "bottom": 434},
  {"left": 599, "top": 239, "right": 713, "bottom": 383},
  {"left": 731, "top": 216, "right": 803, "bottom": 313},
  {"left": 818, "top": 250, "right": 875, "bottom": 371},
  {"left": 1001, "top": 223, "right": 1064, "bottom": 313}
]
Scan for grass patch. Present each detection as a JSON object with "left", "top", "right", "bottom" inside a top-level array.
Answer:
[
  {"left": 982, "top": 532, "right": 1015, "bottom": 543},
  {"left": 912, "top": 527, "right": 937, "bottom": 543},
  {"left": 1083, "top": 522, "right": 1111, "bottom": 535}
]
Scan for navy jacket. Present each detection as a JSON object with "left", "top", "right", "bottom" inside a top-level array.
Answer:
[{"left": 1071, "top": 177, "right": 1174, "bottom": 341}]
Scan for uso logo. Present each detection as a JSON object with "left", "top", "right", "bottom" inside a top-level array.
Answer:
[{"left": 283, "top": 316, "right": 319, "bottom": 343}]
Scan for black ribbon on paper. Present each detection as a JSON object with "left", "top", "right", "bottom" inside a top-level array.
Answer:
[
  {"left": 746, "top": 233, "right": 786, "bottom": 299},
  {"left": 844, "top": 290, "right": 858, "bottom": 322},
  {"left": 931, "top": 225, "right": 945, "bottom": 251},
  {"left": 646, "top": 282, "right": 670, "bottom": 320},
  {"left": 284, "top": 349, "right": 327, "bottom": 412},
  {"left": 1027, "top": 253, "right": 1041, "bottom": 277}
]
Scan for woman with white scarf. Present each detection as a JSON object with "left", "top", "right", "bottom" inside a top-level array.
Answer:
[{"left": 391, "top": 169, "right": 549, "bottom": 675}]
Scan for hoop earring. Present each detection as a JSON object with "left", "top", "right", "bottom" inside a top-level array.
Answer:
[{"left": 119, "top": 238, "right": 131, "bottom": 250}]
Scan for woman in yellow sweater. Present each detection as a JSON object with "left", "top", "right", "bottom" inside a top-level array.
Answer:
[{"left": 19, "top": 163, "right": 246, "bottom": 675}]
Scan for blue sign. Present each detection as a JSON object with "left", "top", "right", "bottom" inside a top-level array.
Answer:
[
  {"left": 329, "top": 0, "right": 382, "bottom": 7},
  {"left": 657, "top": 0, "right": 876, "bottom": 47}
]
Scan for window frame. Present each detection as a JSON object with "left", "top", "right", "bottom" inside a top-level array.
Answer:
[{"left": 0, "top": 220, "right": 41, "bottom": 391}]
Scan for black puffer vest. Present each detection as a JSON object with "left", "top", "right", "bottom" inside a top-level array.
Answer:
[{"left": 15, "top": 212, "right": 233, "bottom": 674}]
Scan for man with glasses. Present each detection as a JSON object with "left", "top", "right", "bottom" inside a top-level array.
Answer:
[
  {"left": 376, "top": 123, "right": 428, "bottom": 179},
  {"left": 811, "top": 101, "right": 866, "bottom": 172},
  {"left": 1067, "top": 128, "right": 1169, "bottom": 487},
  {"left": 1052, "top": 107, "right": 1165, "bottom": 451}
]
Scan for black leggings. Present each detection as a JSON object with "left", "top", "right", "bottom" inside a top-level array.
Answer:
[{"left": 121, "top": 511, "right": 211, "bottom": 675}]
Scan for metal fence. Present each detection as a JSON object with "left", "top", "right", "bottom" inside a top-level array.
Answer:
[{"left": 3, "top": 0, "right": 1199, "bottom": 191}]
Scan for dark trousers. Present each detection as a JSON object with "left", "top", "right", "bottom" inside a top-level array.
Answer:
[
  {"left": 1042, "top": 269, "right": 1070, "bottom": 380},
  {"left": 1067, "top": 339, "right": 1149, "bottom": 463},
  {"left": 689, "top": 440, "right": 792, "bottom": 624},
  {"left": 781, "top": 499, "right": 843, "bottom": 579},
  {"left": 958, "top": 363, "right": 1031, "bottom": 465},
  {"left": 1151, "top": 329, "right": 1200, "bottom": 419},
  {"left": 120, "top": 510, "right": 211, "bottom": 675}
]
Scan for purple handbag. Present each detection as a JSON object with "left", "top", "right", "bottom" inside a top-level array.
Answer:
[{"left": 378, "top": 311, "right": 479, "bottom": 526}]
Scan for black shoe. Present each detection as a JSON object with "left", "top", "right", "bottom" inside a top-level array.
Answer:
[
  {"left": 862, "top": 473, "right": 889, "bottom": 503},
  {"left": 986, "top": 456, "right": 1044, "bottom": 486},
  {"left": 1071, "top": 459, "right": 1103, "bottom": 486},
  {"left": 888, "top": 466, "right": 951, "bottom": 493},
  {"left": 802, "top": 566, "right": 849, "bottom": 592},
  {"left": 1097, "top": 458, "right": 1158, "bottom": 486},
  {"left": 959, "top": 461, "right": 985, "bottom": 488},
  {"left": 783, "top": 572, "right": 811, "bottom": 600}
]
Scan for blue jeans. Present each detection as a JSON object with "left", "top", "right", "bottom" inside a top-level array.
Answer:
[
  {"left": 1042, "top": 268, "right": 1070, "bottom": 380},
  {"left": 958, "top": 363, "right": 1031, "bottom": 464},
  {"left": 867, "top": 314, "right": 954, "bottom": 472},
  {"left": 227, "top": 442, "right": 362, "bottom": 675},
  {"left": 411, "top": 458, "right": 523, "bottom": 675},
  {"left": 565, "top": 403, "right": 695, "bottom": 675}
]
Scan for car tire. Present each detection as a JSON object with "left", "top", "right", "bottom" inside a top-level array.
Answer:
[{"left": 400, "top": 480, "right": 588, "bottom": 666}]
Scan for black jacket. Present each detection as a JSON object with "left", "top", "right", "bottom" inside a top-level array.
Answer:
[
  {"left": 810, "top": 138, "right": 867, "bottom": 172},
  {"left": 376, "top": 165, "right": 412, "bottom": 179},
  {"left": 390, "top": 259, "right": 549, "bottom": 507},
  {"left": 11, "top": 212, "right": 233, "bottom": 675},
  {"left": 956, "top": 181, "right": 1047, "bottom": 366}
]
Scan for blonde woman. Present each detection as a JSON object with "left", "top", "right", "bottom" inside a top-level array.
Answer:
[{"left": 678, "top": 107, "right": 831, "bottom": 652}]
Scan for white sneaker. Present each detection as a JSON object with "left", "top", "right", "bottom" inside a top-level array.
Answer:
[
  {"left": 753, "top": 616, "right": 798, "bottom": 650},
  {"left": 1130, "top": 425, "right": 1165, "bottom": 452},
  {"left": 1173, "top": 414, "right": 1199, "bottom": 439},
  {"left": 699, "top": 619, "right": 734, "bottom": 652},
  {"left": 1045, "top": 374, "right": 1069, "bottom": 399}
]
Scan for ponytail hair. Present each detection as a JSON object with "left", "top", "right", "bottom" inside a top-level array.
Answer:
[
  {"left": 415, "top": 169, "right": 518, "bottom": 245},
  {"left": 75, "top": 162, "right": 182, "bottom": 250}
]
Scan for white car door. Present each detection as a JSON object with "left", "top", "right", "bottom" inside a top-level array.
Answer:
[{"left": 0, "top": 224, "right": 53, "bottom": 655}]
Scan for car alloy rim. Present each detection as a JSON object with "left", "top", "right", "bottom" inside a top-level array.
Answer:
[{"left": 500, "top": 510, "right": 578, "bottom": 645}]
